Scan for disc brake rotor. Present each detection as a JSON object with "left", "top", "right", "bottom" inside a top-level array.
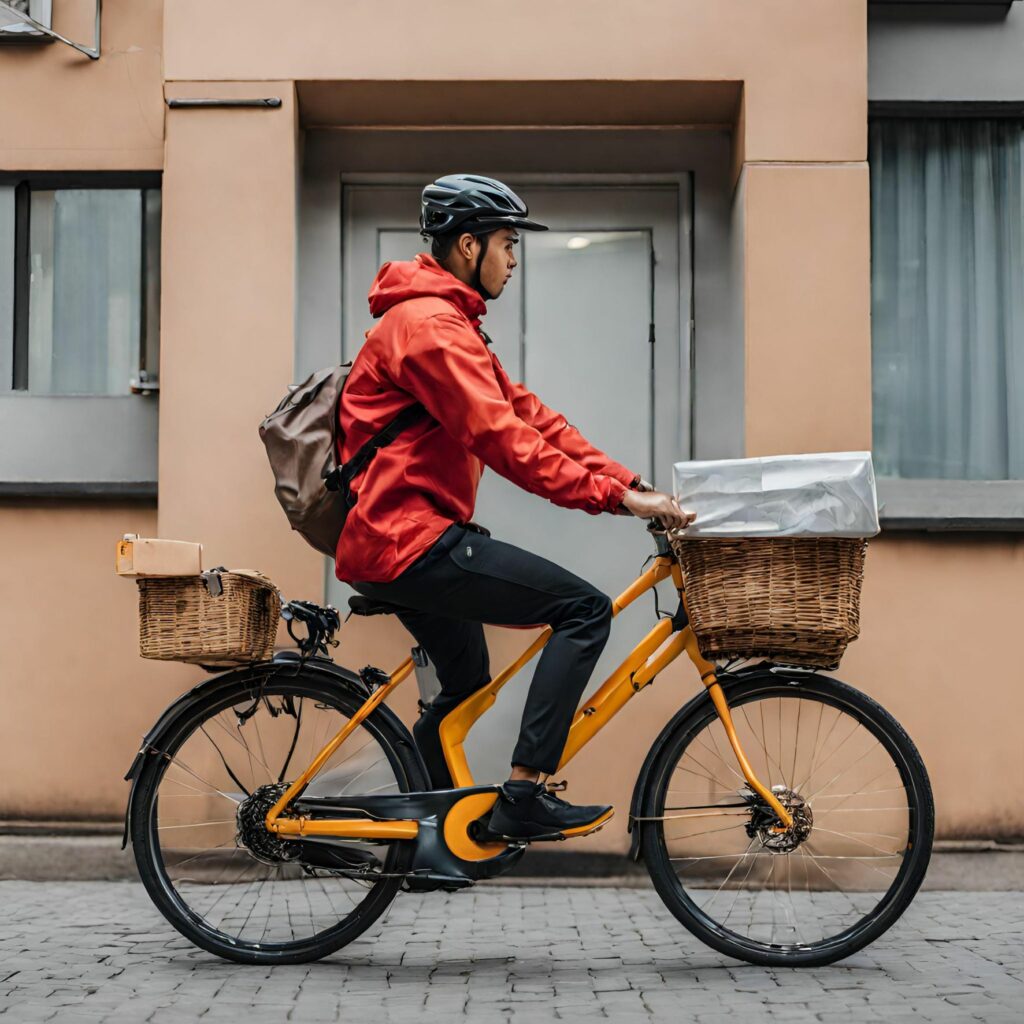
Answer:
[{"left": 744, "top": 784, "right": 814, "bottom": 853}]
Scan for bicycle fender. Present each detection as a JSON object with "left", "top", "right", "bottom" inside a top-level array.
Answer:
[
  {"left": 627, "top": 663, "right": 828, "bottom": 863},
  {"left": 120, "top": 656, "right": 416, "bottom": 850}
]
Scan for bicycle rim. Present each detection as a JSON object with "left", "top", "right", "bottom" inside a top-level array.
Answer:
[
  {"left": 643, "top": 677, "right": 933, "bottom": 965},
  {"left": 133, "top": 674, "right": 415, "bottom": 959}
]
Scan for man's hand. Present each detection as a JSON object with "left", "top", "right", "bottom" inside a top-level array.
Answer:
[{"left": 619, "top": 489, "right": 697, "bottom": 531}]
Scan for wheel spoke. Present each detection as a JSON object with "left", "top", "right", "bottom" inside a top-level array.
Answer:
[
  {"left": 165, "top": 756, "right": 243, "bottom": 805},
  {"left": 792, "top": 717, "right": 863, "bottom": 796},
  {"left": 740, "top": 704, "right": 789, "bottom": 791},
  {"left": 158, "top": 774, "right": 244, "bottom": 804},
  {"left": 700, "top": 837, "right": 758, "bottom": 915},
  {"left": 792, "top": 703, "right": 843, "bottom": 797},
  {"left": 157, "top": 819, "right": 236, "bottom": 831},
  {"left": 693, "top": 731, "right": 745, "bottom": 786},
  {"left": 208, "top": 712, "right": 273, "bottom": 778},
  {"left": 719, "top": 844, "right": 761, "bottom": 926},
  {"left": 199, "top": 726, "right": 251, "bottom": 798},
  {"left": 810, "top": 826, "right": 905, "bottom": 857},
  {"left": 672, "top": 762, "right": 727, "bottom": 788},
  {"left": 805, "top": 762, "right": 901, "bottom": 811},
  {"left": 338, "top": 754, "right": 387, "bottom": 795},
  {"left": 665, "top": 820, "right": 747, "bottom": 843}
]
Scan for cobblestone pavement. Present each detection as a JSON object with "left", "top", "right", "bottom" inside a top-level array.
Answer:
[{"left": 1, "top": 882, "right": 1020, "bottom": 1023}]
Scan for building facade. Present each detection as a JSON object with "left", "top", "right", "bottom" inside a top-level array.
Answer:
[{"left": 1, "top": 0, "right": 1021, "bottom": 846}]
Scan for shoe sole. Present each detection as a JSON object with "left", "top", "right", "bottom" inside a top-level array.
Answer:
[{"left": 479, "top": 808, "right": 615, "bottom": 844}]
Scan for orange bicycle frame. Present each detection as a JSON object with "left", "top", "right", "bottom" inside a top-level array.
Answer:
[{"left": 265, "top": 553, "right": 794, "bottom": 839}]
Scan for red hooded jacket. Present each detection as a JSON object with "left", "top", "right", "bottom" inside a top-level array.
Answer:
[{"left": 334, "top": 253, "right": 637, "bottom": 584}]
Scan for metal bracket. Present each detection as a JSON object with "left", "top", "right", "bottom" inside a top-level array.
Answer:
[
  {"left": 166, "top": 97, "right": 283, "bottom": 110},
  {"left": 359, "top": 665, "right": 391, "bottom": 692},
  {"left": 129, "top": 370, "right": 159, "bottom": 396},
  {"left": 0, "top": 0, "right": 101, "bottom": 60}
]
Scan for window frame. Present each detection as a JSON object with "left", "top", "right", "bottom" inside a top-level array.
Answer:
[
  {"left": 868, "top": 0, "right": 1019, "bottom": 5},
  {"left": 868, "top": 102, "right": 1024, "bottom": 532},
  {"left": 0, "top": 1, "right": 53, "bottom": 44},
  {"left": 0, "top": 171, "right": 161, "bottom": 499}
]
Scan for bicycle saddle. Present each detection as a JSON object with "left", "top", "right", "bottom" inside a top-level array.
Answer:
[{"left": 348, "top": 595, "right": 404, "bottom": 617}]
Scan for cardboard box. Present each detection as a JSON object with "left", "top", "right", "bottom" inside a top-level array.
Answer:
[{"left": 116, "top": 535, "right": 203, "bottom": 577}]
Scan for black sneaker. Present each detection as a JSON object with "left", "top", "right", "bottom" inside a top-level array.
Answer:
[
  {"left": 412, "top": 706, "right": 455, "bottom": 791},
  {"left": 485, "top": 780, "right": 613, "bottom": 841}
]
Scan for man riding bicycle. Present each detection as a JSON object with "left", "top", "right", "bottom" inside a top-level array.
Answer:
[{"left": 335, "top": 174, "right": 694, "bottom": 842}]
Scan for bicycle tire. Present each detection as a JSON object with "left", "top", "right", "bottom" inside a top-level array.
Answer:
[
  {"left": 640, "top": 673, "right": 934, "bottom": 967},
  {"left": 129, "top": 667, "right": 426, "bottom": 965}
]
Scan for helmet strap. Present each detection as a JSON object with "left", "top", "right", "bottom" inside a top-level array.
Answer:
[{"left": 470, "top": 231, "right": 495, "bottom": 301}]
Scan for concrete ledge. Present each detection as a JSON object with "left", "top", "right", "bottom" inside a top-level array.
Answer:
[
  {"left": 878, "top": 478, "right": 1024, "bottom": 531},
  {"left": 2, "top": 831, "right": 1021, "bottom": 890}
]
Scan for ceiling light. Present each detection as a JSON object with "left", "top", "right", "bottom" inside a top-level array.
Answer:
[{"left": 566, "top": 236, "right": 591, "bottom": 250}]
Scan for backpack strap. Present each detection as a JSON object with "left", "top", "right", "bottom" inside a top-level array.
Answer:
[{"left": 325, "top": 402, "right": 428, "bottom": 507}]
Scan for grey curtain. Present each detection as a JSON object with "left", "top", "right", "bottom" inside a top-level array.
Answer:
[
  {"left": 870, "top": 118, "right": 1024, "bottom": 480},
  {"left": 28, "top": 189, "right": 142, "bottom": 395}
]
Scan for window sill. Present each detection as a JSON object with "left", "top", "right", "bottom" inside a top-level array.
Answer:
[
  {"left": 0, "top": 481, "right": 156, "bottom": 501},
  {"left": 878, "top": 478, "right": 1024, "bottom": 531},
  {"left": 0, "top": 394, "right": 158, "bottom": 493},
  {"left": 869, "top": 1, "right": 1019, "bottom": 9}
]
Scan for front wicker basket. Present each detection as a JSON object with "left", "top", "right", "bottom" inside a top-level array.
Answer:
[
  {"left": 137, "top": 570, "right": 280, "bottom": 666},
  {"left": 669, "top": 536, "right": 869, "bottom": 670}
]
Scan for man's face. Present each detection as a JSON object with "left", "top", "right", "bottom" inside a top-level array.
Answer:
[{"left": 476, "top": 227, "right": 519, "bottom": 299}]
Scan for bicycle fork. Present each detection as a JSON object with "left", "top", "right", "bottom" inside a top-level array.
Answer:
[{"left": 675, "top": 595, "right": 794, "bottom": 832}]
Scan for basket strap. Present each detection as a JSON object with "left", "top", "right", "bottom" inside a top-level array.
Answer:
[
  {"left": 328, "top": 402, "right": 427, "bottom": 504},
  {"left": 201, "top": 568, "right": 224, "bottom": 597},
  {"left": 201, "top": 566, "right": 281, "bottom": 605}
]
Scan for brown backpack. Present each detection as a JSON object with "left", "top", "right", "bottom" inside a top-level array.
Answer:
[{"left": 259, "top": 364, "right": 425, "bottom": 556}]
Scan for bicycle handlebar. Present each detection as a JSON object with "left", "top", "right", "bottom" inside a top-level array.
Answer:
[{"left": 645, "top": 518, "right": 675, "bottom": 556}]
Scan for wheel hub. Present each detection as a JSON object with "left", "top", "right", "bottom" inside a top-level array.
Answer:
[
  {"left": 235, "top": 782, "right": 301, "bottom": 864},
  {"left": 745, "top": 784, "right": 814, "bottom": 853}
]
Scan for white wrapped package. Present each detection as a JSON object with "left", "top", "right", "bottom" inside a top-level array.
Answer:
[{"left": 672, "top": 451, "right": 879, "bottom": 538}]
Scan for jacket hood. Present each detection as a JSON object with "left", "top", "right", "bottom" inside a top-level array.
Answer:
[{"left": 368, "top": 253, "right": 488, "bottom": 326}]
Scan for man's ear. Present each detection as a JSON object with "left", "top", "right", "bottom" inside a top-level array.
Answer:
[{"left": 456, "top": 232, "right": 477, "bottom": 262}]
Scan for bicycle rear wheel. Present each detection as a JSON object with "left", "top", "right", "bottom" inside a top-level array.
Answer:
[
  {"left": 129, "top": 666, "right": 425, "bottom": 964},
  {"left": 640, "top": 672, "right": 933, "bottom": 967}
]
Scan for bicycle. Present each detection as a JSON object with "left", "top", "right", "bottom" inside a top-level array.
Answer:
[{"left": 124, "top": 522, "right": 934, "bottom": 967}]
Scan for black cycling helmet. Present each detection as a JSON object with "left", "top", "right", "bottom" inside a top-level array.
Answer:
[
  {"left": 420, "top": 175, "right": 547, "bottom": 301},
  {"left": 420, "top": 174, "right": 548, "bottom": 238}
]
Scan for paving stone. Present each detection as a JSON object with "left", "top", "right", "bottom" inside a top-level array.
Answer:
[{"left": 0, "top": 883, "right": 1021, "bottom": 1022}]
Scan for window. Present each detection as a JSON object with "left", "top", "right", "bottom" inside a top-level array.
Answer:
[
  {"left": 0, "top": 174, "right": 160, "bottom": 496},
  {"left": 0, "top": 2, "right": 51, "bottom": 42},
  {"left": 2, "top": 182, "right": 160, "bottom": 396},
  {"left": 869, "top": 117, "right": 1023, "bottom": 484}
]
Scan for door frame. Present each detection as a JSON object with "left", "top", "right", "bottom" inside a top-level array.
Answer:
[{"left": 338, "top": 171, "right": 695, "bottom": 464}]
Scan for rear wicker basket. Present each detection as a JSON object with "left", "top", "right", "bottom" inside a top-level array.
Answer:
[
  {"left": 669, "top": 536, "right": 868, "bottom": 670},
  {"left": 137, "top": 569, "right": 280, "bottom": 666}
]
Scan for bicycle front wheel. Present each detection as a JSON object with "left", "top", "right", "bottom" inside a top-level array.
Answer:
[
  {"left": 129, "top": 666, "right": 425, "bottom": 964},
  {"left": 640, "top": 672, "right": 934, "bottom": 967}
]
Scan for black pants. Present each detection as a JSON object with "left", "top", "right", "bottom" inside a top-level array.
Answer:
[{"left": 351, "top": 523, "right": 613, "bottom": 774}]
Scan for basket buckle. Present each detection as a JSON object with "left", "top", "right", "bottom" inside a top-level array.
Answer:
[{"left": 201, "top": 568, "right": 225, "bottom": 598}]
